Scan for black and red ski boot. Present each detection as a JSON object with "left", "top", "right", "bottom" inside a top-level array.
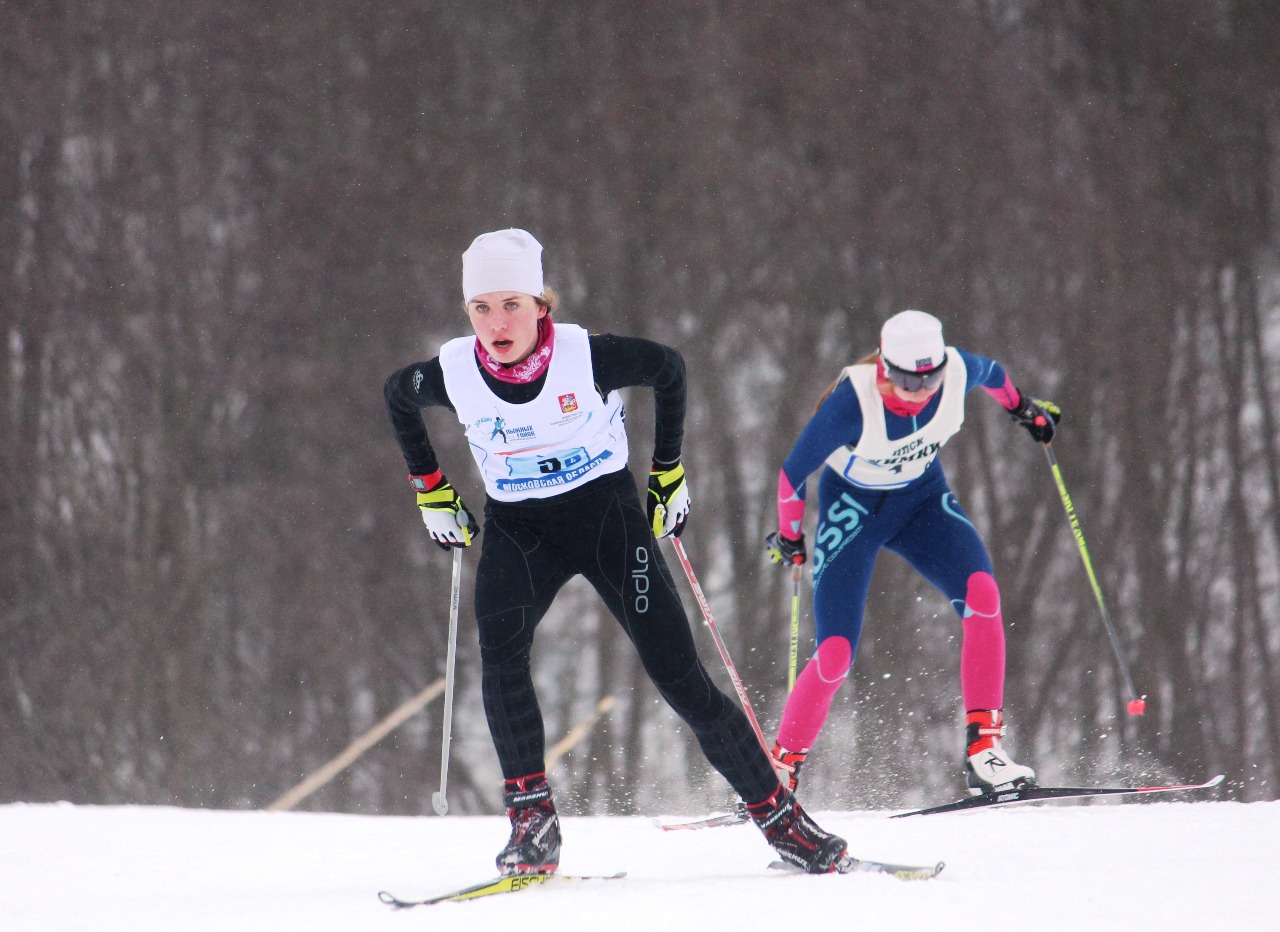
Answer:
[
  {"left": 496, "top": 773, "right": 561, "bottom": 875},
  {"left": 746, "top": 786, "right": 847, "bottom": 874}
]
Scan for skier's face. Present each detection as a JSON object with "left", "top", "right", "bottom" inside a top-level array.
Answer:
[{"left": 466, "top": 291, "right": 547, "bottom": 364}]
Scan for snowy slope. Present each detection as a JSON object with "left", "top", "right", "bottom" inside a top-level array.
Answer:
[{"left": 2, "top": 798, "right": 1275, "bottom": 932}]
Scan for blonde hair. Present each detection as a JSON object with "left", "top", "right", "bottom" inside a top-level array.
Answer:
[
  {"left": 814, "top": 350, "right": 881, "bottom": 412},
  {"left": 536, "top": 285, "right": 559, "bottom": 313}
]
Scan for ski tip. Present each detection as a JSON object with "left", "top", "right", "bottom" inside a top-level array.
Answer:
[
  {"left": 654, "top": 810, "right": 748, "bottom": 831},
  {"left": 1138, "top": 774, "right": 1226, "bottom": 792},
  {"left": 856, "top": 859, "right": 946, "bottom": 881},
  {"left": 880, "top": 860, "right": 946, "bottom": 881},
  {"left": 655, "top": 818, "right": 694, "bottom": 831}
]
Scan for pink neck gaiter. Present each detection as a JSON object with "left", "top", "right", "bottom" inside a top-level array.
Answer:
[{"left": 476, "top": 316, "right": 554, "bottom": 384}]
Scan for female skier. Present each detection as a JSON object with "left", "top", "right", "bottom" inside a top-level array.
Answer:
[
  {"left": 385, "top": 229, "right": 847, "bottom": 875},
  {"left": 764, "top": 310, "right": 1058, "bottom": 797}
]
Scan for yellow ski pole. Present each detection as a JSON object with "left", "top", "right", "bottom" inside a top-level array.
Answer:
[
  {"left": 788, "top": 564, "right": 801, "bottom": 692},
  {"left": 1043, "top": 443, "right": 1146, "bottom": 716}
]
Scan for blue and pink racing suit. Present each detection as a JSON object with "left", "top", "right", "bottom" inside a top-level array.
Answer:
[{"left": 774, "top": 348, "right": 1024, "bottom": 753}]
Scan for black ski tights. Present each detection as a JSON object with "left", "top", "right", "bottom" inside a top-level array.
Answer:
[{"left": 474, "top": 472, "right": 779, "bottom": 805}]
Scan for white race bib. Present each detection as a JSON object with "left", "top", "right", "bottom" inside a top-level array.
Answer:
[
  {"left": 439, "top": 324, "right": 629, "bottom": 501},
  {"left": 823, "top": 348, "right": 967, "bottom": 489}
]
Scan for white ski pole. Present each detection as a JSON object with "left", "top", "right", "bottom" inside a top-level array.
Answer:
[{"left": 431, "top": 534, "right": 465, "bottom": 815}]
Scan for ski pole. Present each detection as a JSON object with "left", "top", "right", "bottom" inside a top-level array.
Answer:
[
  {"left": 788, "top": 564, "right": 801, "bottom": 692},
  {"left": 1042, "top": 444, "right": 1146, "bottom": 716},
  {"left": 668, "top": 537, "right": 776, "bottom": 762},
  {"left": 431, "top": 536, "right": 465, "bottom": 815}
]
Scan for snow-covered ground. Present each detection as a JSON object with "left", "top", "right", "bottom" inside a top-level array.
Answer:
[{"left": 3, "top": 798, "right": 1276, "bottom": 931}]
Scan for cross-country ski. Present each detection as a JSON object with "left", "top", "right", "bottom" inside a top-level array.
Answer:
[
  {"left": 769, "top": 858, "right": 944, "bottom": 881},
  {"left": 891, "top": 774, "right": 1225, "bottom": 818},
  {"left": 654, "top": 774, "right": 1225, "bottom": 829},
  {"left": 378, "top": 871, "right": 626, "bottom": 908}
]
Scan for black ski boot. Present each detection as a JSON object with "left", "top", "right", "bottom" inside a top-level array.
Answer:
[
  {"left": 496, "top": 774, "right": 561, "bottom": 876},
  {"left": 746, "top": 786, "right": 847, "bottom": 874}
]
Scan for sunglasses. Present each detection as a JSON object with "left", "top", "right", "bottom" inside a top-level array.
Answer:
[{"left": 883, "top": 355, "right": 947, "bottom": 392}]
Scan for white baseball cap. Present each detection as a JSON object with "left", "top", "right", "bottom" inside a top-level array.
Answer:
[{"left": 462, "top": 229, "right": 544, "bottom": 302}]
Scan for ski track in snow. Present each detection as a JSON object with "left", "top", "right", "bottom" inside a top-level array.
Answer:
[{"left": 2, "top": 799, "right": 1276, "bottom": 931}]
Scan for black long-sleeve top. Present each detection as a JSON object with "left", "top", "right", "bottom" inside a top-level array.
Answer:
[{"left": 384, "top": 333, "right": 686, "bottom": 477}]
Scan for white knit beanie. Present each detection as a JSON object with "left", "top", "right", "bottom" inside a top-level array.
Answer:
[
  {"left": 461, "top": 229, "right": 544, "bottom": 302},
  {"left": 880, "top": 310, "right": 946, "bottom": 372}
]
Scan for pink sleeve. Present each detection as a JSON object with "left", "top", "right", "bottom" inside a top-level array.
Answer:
[
  {"left": 777, "top": 469, "right": 806, "bottom": 539},
  {"left": 982, "top": 374, "right": 1021, "bottom": 411}
]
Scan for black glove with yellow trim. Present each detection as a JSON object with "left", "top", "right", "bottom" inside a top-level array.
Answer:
[
  {"left": 410, "top": 472, "right": 478, "bottom": 550},
  {"left": 765, "top": 531, "right": 807, "bottom": 567},
  {"left": 647, "top": 461, "right": 691, "bottom": 539},
  {"left": 1010, "top": 394, "right": 1060, "bottom": 444}
]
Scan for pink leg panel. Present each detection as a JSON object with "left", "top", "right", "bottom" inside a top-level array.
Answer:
[
  {"left": 961, "top": 571, "right": 1006, "bottom": 711},
  {"left": 776, "top": 636, "right": 851, "bottom": 752},
  {"left": 777, "top": 469, "right": 807, "bottom": 539}
]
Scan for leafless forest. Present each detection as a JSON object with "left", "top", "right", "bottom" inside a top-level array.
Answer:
[{"left": 3, "top": 2, "right": 1279, "bottom": 816}]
